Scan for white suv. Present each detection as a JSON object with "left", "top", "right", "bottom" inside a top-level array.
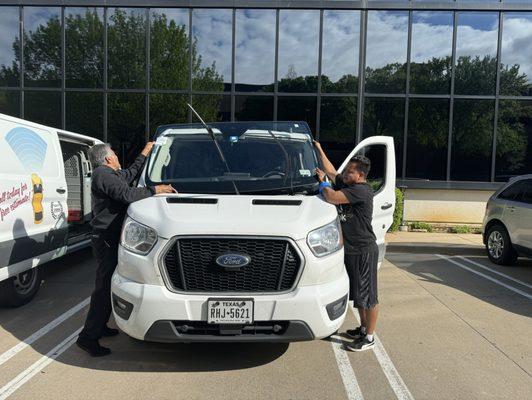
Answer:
[
  {"left": 111, "top": 122, "right": 395, "bottom": 342},
  {"left": 483, "top": 175, "right": 532, "bottom": 265}
]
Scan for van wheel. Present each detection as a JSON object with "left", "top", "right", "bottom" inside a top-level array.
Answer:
[
  {"left": 486, "top": 224, "right": 518, "bottom": 266},
  {"left": 0, "top": 268, "right": 42, "bottom": 307}
]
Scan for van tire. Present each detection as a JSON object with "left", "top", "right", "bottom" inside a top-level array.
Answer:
[
  {"left": 0, "top": 268, "right": 42, "bottom": 307},
  {"left": 485, "top": 224, "right": 518, "bottom": 266}
]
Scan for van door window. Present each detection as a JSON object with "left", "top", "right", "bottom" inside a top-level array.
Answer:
[
  {"left": 521, "top": 180, "right": 532, "bottom": 205},
  {"left": 355, "top": 144, "right": 386, "bottom": 193},
  {"left": 498, "top": 181, "right": 526, "bottom": 202}
]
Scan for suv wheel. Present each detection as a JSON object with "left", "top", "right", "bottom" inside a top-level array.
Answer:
[
  {"left": 486, "top": 224, "right": 518, "bottom": 266},
  {"left": 0, "top": 268, "right": 42, "bottom": 307}
]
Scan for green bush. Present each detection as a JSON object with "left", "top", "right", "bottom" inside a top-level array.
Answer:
[
  {"left": 410, "top": 221, "right": 434, "bottom": 232},
  {"left": 450, "top": 225, "right": 472, "bottom": 234},
  {"left": 389, "top": 188, "right": 404, "bottom": 232}
]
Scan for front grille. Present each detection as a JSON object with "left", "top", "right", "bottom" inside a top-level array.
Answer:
[{"left": 163, "top": 238, "right": 302, "bottom": 292}]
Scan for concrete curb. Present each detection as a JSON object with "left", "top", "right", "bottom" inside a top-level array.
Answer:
[{"left": 387, "top": 244, "right": 485, "bottom": 256}]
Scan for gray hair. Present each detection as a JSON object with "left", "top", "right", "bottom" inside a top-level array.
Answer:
[{"left": 89, "top": 143, "right": 113, "bottom": 168}]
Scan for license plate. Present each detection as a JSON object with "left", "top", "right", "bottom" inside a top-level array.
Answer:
[{"left": 207, "top": 298, "right": 254, "bottom": 324}]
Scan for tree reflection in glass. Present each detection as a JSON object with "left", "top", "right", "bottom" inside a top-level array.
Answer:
[{"left": 0, "top": 7, "right": 20, "bottom": 87}]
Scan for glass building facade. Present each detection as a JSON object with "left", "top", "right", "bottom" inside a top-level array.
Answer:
[{"left": 0, "top": 0, "right": 531, "bottom": 188}]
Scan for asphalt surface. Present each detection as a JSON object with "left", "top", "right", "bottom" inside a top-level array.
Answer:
[{"left": 0, "top": 249, "right": 531, "bottom": 400}]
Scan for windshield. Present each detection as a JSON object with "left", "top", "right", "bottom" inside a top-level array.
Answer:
[{"left": 146, "top": 122, "right": 319, "bottom": 195}]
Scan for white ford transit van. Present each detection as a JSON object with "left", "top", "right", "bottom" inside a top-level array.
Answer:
[
  {"left": 111, "top": 121, "right": 395, "bottom": 342},
  {"left": 0, "top": 113, "right": 101, "bottom": 307}
]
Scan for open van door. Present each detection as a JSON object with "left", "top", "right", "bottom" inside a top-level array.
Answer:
[{"left": 338, "top": 136, "right": 396, "bottom": 263}]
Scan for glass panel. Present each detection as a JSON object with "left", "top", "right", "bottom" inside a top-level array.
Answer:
[
  {"left": 24, "top": 91, "right": 61, "bottom": 127},
  {"left": 496, "top": 100, "right": 532, "bottom": 181},
  {"left": 108, "top": 93, "right": 146, "bottom": 166},
  {"left": 0, "top": 7, "right": 20, "bottom": 87},
  {"left": 455, "top": 12, "right": 499, "bottom": 95},
  {"left": 406, "top": 98, "right": 449, "bottom": 181},
  {"left": 319, "top": 97, "right": 357, "bottom": 168},
  {"left": 365, "top": 11, "right": 408, "bottom": 94},
  {"left": 108, "top": 8, "right": 146, "bottom": 89},
  {"left": 451, "top": 99, "right": 494, "bottom": 181},
  {"left": 235, "top": 95, "right": 274, "bottom": 121},
  {"left": 192, "top": 9, "right": 232, "bottom": 92},
  {"left": 65, "top": 8, "right": 104, "bottom": 88},
  {"left": 151, "top": 9, "right": 189, "bottom": 90},
  {"left": 500, "top": 13, "right": 532, "bottom": 96},
  {"left": 24, "top": 7, "right": 61, "bottom": 87},
  {"left": 498, "top": 180, "right": 527, "bottom": 201},
  {"left": 277, "top": 96, "right": 317, "bottom": 133},
  {"left": 192, "top": 94, "right": 231, "bottom": 122},
  {"left": 363, "top": 97, "right": 404, "bottom": 177},
  {"left": 150, "top": 93, "right": 189, "bottom": 134},
  {"left": 65, "top": 92, "right": 103, "bottom": 139},
  {"left": 278, "top": 10, "right": 320, "bottom": 93},
  {"left": 321, "top": 11, "right": 360, "bottom": 94},
  {"left": 0, "top": 91, "right": 20, "bottom": 117},
  {"left": 235, "top": 9, "right": 276, "bottom": 92},
  {"left": 410, "top": 12, "right": 453, "bottom": 94}
]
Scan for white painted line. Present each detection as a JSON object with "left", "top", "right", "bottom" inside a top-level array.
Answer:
[
  {"left": 436, "top": 254, "right": 532, "bottom": 301},
  {"left": 0, "top": 327, "right": 82, "bottom": 400},
  {"left": 458, "top": 256, "right": 532, "bottom": 290},
  {"left": 329, "top": 336, "right": 365, "bottom": 400},
  {"left": 349, "top": 305, "right": 414, "bottom": 400},
  {"left": 0, "top": 298, "right": 89, "bottom": 367}
]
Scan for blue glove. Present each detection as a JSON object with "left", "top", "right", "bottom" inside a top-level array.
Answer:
[{"left": 319, "top": 181, "right": 332, "bottom": 194}]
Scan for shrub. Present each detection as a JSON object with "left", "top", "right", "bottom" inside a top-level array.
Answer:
[
  {"left": 450, "top": 225, "right": 472, "bottom": 234},
  {"left": 410, "top": 221, "right": 434, "bottom": 232},
  {"left": 389, "top": 188, "right": 404, "bottom": 232}
]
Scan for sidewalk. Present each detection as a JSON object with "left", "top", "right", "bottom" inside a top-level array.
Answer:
[{"left": 385, "top": 231, "right": 485, "bottom": 256}]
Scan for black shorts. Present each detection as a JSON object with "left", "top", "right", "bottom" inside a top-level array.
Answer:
[{"left": 345, "top": 244, "right": 379, "bottom": 309}]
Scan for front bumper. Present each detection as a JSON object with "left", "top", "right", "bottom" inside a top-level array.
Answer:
[{"left": 111, "top": 267, "right": 349, "bottom": 342}]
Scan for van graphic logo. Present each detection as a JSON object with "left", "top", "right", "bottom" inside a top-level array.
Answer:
[{"left": 215, "top": 253, "right": 251, "bottom": 268}]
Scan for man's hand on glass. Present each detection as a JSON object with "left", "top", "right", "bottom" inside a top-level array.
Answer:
[{"left": 141, "top": 141, "right": 155, "bottom": 157}]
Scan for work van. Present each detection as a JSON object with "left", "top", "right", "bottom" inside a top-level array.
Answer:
[
  {"left": 111, "top": 121, "right": 395, "bottom": 342},
  {"left": 0, "top": 113, "right": 101, "bottom": 307}
]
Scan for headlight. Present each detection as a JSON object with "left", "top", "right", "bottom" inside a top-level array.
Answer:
[
  {"left": 120, "top": 216, "right": 158, "bottom": 255},
  {"left": 307, "top": 218, "right": 343, "bottom": 257}
]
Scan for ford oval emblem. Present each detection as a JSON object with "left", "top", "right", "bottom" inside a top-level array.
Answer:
[{"left": 215, "top": 253, "right": 251, "bottom": 268}]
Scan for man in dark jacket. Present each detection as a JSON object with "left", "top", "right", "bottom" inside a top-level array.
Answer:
[{"left": 77, "top": 142, "right": 175, "bottom": 357}]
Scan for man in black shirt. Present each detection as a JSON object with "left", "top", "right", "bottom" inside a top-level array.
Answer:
[
  {"left": 77, "top": 142, "right": 175, "bottom": 357},
  {"left": 314, "top": 141, "right": 378, "bottom": 352}
]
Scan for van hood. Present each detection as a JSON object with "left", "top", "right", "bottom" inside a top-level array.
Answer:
[{"left": 127, "top": 194, "right": 338, "bottom": 240}]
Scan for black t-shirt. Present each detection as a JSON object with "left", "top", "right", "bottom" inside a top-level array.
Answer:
[{"left": 334, "top": 175, "right": 377, "bottom": 254}]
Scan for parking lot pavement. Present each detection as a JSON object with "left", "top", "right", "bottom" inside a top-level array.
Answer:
[{"left": 0, "top": 250, "right": 531, "bottom": 400}]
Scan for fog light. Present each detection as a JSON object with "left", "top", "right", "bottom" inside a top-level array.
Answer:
[
  {"left": 326, "top": 295, "right": 348, "bottom": 321},
  {"left": 112, "top": 294, "right": 134, "bottom": 320}
]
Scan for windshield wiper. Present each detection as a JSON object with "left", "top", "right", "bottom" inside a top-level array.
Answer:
[
  {"left": 187, "top": 103, "right": 240, "bottom": 195},
  {"left": 267, "top": 130, "right": 294, "bottom": 195}
]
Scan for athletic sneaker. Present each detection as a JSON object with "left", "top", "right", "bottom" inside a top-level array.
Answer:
[
  {"left": 345, "top": 326, "right": 366, "bottom": 340},
  {"left": 344, "top": 337, "right": 375, "bottom": 352}
]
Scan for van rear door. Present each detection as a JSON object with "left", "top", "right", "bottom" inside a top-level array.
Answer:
[{"left": 337, "top": 136, "right": 396, "bottom": 261}]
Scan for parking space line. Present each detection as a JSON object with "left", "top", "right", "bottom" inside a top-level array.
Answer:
[
  {"left": 0, "top": 298, "right": 89, "bottom": 367},
  {"left": 349, "top": 305, "right": 415, "bottom": 400},
  {"left": 0, "top": 327, "right": 82, "bottom": 400},
  {"left": 330, "top": 336, "right": 365, "bottom": 400},
  {"left": 435, "top": 255, "right": 532, "bottom": 301},
  {"left": 458, "top": 256, "right": 532, "bottom": 290}
]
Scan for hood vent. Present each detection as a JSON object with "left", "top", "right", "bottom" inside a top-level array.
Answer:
[
  {"left": 166, "top": 198, "right": 218, "bottom": 204},
  {"left": 252, "top": 199, "right": 302, "bottom": 206}
]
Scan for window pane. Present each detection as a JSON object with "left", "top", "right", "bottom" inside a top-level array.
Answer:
[
  {"left": 498, "top": 180, "right": 527, "bottom": 201},
  {"left": 24, "top": 91, "right": 61, "bottom": 127},
  {"left": 0, "top": 91, "right": 20, "bottom": 117},
  {"left": 0, "top": 7, "right": 20, "bottom": 87},
  {"left": 108, "top": 93, "right": 146, "bottom": 166},
  {"left": 108, "top": 8, "right": 146, "bottom": 89},
  {"left": 66, "top": 92, "right": 103, "bottom": 139},
  {"left": 521, "top": 181, "right": 532, "bottom": 205},
  {"left": 363, "top": 97, "right": 404, "bottom": 177},
  {"left": 150, "top": 93, "right": 189, "bottom": 133},
  {"left": 321, "top": 11, "right": 360, "bottom": 94},
  {"left": 151, "top": 9, "right": 189, "bottom": 90},
  {"left": 65, "top": 8, "right": 104, "bottom": 88},
  {"left": 192, "top": 9, "right": 231, "bottom": 92},
  {"left": 235, "top": 9, "right": 275, "bottom": 92},
  {"left": 455, "top": 12, "right": 498, "bottom": 95},
  {"left": 366, "top": 11, "right": 408, "bottom": 94},
  {"left": 410, "top": 12, "right": 453, "bottom": 94},
  {"left": 235, "top": 95, "right": 274, "bottom": 121},
  {"left": 192, "top": 94, "right": 231, "bottom": 122},
  {"left": 277, "top": 96, "right": 317, "bottom": 133},
  {"left": 451, "top": 99, "right": 494, "bottom": 181},
  {"left": 24, "top": 7, "right": 61, "bottom": 87},
  {"left": 496, "top": 100, "right": 532, "bottom": 181},
  {"left": 500, "top": 13, "right": 532, "bottom": 96},
  {"left": 407, "top": 99, "right": 449, "bottom": 180},
  {"left": 278, "top": 10, "right": 319, "bottom": 93}
]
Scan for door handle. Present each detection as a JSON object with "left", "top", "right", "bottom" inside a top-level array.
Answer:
[
  {"left": 381, "top": 202, "right": 393, "bottom": 210},
  {"left": 507, "top": 206, "right": 515, "bottom": 212},
  {"left": 56, "top": 188, "right": 66, "bottom": 194}
]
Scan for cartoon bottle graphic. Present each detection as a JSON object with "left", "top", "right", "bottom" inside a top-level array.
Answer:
[{"left": 31, "top": 173, "right": 44, "bottom": 224}]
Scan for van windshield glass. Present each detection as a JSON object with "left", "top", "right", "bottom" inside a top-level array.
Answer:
[{"left": 146, "top": 122, "right": 319, "bottom": 195}]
